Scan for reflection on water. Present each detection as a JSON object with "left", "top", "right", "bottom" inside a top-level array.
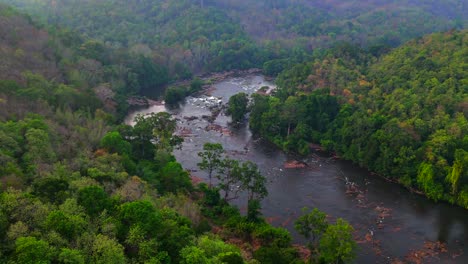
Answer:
[{"left": 125, "top": 75, "right": 468, "bottom": 263}]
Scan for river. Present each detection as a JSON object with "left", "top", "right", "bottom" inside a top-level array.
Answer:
[{"left": 125, "top": 75, "right": 468, "bottom": 263}]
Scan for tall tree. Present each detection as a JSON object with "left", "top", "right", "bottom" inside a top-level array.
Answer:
[
  {"left": 294, "top": 207, "right": 328, "bottom": 249},
  {"left": 197, "top": 143, "right": 224, "bottom": 187},
  {"left": 217, "top": 158, "right": 242, "bottom": 201},
  {"left": 227, "top": 92, "right": 249, "bottom": 124},
  {"left": 238, "top": 161, "right": 268, "bottom": 221},
  {"left": 318, "top": 218, "right": 356, "bottom": 264}
]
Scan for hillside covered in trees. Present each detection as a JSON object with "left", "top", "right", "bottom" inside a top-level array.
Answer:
[
  {"left": 250, "top": 30, "right": 468, "bottom": 208},
  {"left": 1, "top": 0, "right": 466, "bottom": 77}
]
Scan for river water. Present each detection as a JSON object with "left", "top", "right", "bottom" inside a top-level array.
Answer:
[{"left": 125, "top": 75, "right": 468, "bottom": 263}]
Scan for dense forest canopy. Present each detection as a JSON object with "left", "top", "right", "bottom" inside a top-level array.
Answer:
[
  {"left": 1, "top": 0, "right": 466, "bottom": 77},
  {"left": 0, "top": 0, "right": 467, "bottom": 263},
  {"left": 250, "top": 30, "right": 468, "bottom": 208},
  {"left": 0, "top": 3, "right": 362, "bottom": 263}
]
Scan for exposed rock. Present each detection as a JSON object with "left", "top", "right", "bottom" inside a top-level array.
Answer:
[
  {"left": 405, "top": 241, "right": 448, "bottom": 264},
  {"left": 177, "top": 127, "right": 194, "bottom": 137},
  {"left": 205, "top": 124, "right": 232, "bottom": 136},
  {"left": 183, "top": 116, "right": 198, "bottom": 121},
  {"left": 190, "top": 175, "right": 204, "bottom": 185},
  {"left": 284, "top": 160, "right": 307, "bottom": 169},
  {"left": 127, "top": 96, "right": 164, "bottom": 107},
  {"left": 127, "top": 96, "right": 148, "bottom": 106}
]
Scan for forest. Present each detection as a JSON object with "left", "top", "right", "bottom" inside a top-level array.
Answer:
[
  {"left": 0, "top": 2, "right": 359, "bottom": 263},
  {"left": 250, "top": 31, "right": 468, "bottom": 209},
  {"left": 1, "top": 0, "right": 466, "bottom": 77},
  {"left": 0, "top": 0, "right": 467, "bottom": 263}
]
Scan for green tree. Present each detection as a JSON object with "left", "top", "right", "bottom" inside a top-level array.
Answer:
[
  {"left": 189, "top": 78, "right": 204, "bottom": 94},
  {"left": 92, "top": 234, "right": 126, "bottom": 264},
  {"left": 218, "top": 158, "right": 242, "bottom": 201},
  {"left": 227, "top": 92, "right": 249, "bottom": 124},
  {"left": 198, "top": 143, "right": 224, "bottom": 187},
  {"left": 15, "top": 236, "right": 52, "bottom": 264},
  {"left": 180, "top": 235, "right": 243, "bottom": 264},
  {"left": 131, "top": 112, "right": 181, "bottom": 159},
  {"left": 118, "top": 200, "right": 161, "bottom": 237},
  {"left": 58, "top": 248, "right": 85, "bottom": 264},
  {"left": 446, "top": 149, "right": 468, "bottom": 195},
  {"left": 159, "top": 161, "right": 192, "bottom": 194},
  {"left": 23, "top": 128, "right": 56, "bottom": 174},
  {"left": 164, "top": 86, "right": 187, "bottom": 106},
  {"left": 294, "top": 207, "right": 328, "bottom": 249},
  {"left": 32, "top": 177, "right": 69, "bottom": 204},
  {"left": 77, "top": 186, "right": 111, "bottom": 217},
  {"left": 180, "top": 246, "right": 210, "bottom": 264},
  {"left": 417, "top": 163, "right": 444, "bottom": 201},
  {"left": 239, "top": 161, "right": 268, "bottom": 202},
  {"left": 45, "top": 210, "right": 87, "bottom": 239},
  {"left": 238, "top": 161, "right": 268, "bottom": 221},
  {"left": 100, "top": 131, "right": 131, "bottom": 155},
  {"left": 133, "top": 56, "right": 169, "bottom": 94},
  {"left": 318, "top": 218, "right": 356, "bottom": 264}
]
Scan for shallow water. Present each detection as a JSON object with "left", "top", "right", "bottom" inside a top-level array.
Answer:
[{"left": 126, "top": 75, "right": 468, "bottom": 263}]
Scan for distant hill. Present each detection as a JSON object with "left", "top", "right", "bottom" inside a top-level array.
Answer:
[
  {"left": 1, "top": 0, "right": 466, "bottom": 75},
  {"left": 0, "top": 4, "right": 61, "bottom": 84}
]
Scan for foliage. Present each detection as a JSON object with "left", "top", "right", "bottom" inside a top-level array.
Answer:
[
  {"left": 295, "top": 208, "right": 356, "bottom": 263},
  {"left": 252, "top": 30, "right": 468, "bottom": 208},
  {"left": 294, "top": 207, "right": 328, "bottom": 246},
  {"left": 15, "top": 236, "right": 52, "bottom": 264},
  {"left": 197, "top": 146, "right": 268, "bottom": 222},
  {"left": 227, "top": 92, "right": 249, "bottom": 124},
  {"left": 77, "top": 186, "right": 111, "bottom": 217},
  {"left": 159, "top": 161, "right": 192, "bottom": 194},
  {"left": 318, "top": 218, "right": 357, "bottom": 264},
  {"left": 3, "top": 0, "right": 465, "bottom": 76},
  {"left": 164, "top": 86, "right": 188, "bottom": 106},
  {"left": 197, "top": 143, "right": 224, "bottom": 186}
]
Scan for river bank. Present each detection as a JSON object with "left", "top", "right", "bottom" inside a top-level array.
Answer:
[
  {"left": 127, "top": 68, "right": 267, "bottom": 108},
  {"left": 125, "top": 74, "right": 468, "bottom": 263}
]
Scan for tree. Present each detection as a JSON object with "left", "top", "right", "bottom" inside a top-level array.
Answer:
[
  {"left": 77, "top": 186, "right": 111, "bottom": 217},
  {"left": 217, "top": 158, "right": 242, "bottom": 201},
  {"left": 159, "top": 161, "right": 192, "bottom": 194},
  {"left": 131, "top": 112, "right": 181, "bottom": 159},
  {"left": 227, "top": 92, "right": 249, "bottom": 124},
  {"left": 15, "top": 236, "right": 52, "bottom": 264},
  {"left": 446, "top": 149, "right": 468, "bottom": 195},
  {"left": 318, "top": 218, "right": 356, "bottom": 264},
  {"left": 92, "top": 234, "right": 126, "bottom": 264},
  {"left": 58, "top": 248, "right": 85, "bottom": 264},
  {"left": 238, "top": 161, "right": 268, "bottom": 221},
  {"left": 100, "top": 131, "right": 131, "bottom": 155},
  {"left": 45, "top": 210, "right": 87, "bottom": 239},
  {"left": 294, "top": 207, "right": 328, "bottom": 249},
  {"left": 133, "top": 55, "right": 169, "bottom": 93},
  {"left": 239, "top": 161, "right": 268, "bottom": 202},
  {"left": 180, "top": 235, "right": 243, "bottom": 264},
  {"left": 118, "top": 200, "right": 161, "bottom": 237},
  {"left": 189, "top": 78, "right": 204, "bottom": 94},
  {"left": 180, "top": 246, "right": 209, "bottom": 264},
  {"left": 22, "top": 128, "right": 56, "bottom": 174},
  {"left": 164, "top": 86, "right": 187, "bottom": 106},
  {"left": 198, "top": 143, "right": 224, "bottom": 187},
  {"left": 32, "top": 177, "right": 69, "bottom": 204}
]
